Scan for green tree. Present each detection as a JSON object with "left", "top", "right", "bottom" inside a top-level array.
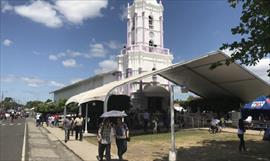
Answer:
[
  {"left": 25, "top": 100, "right": 43, "bottom": 109},
  {"left": 0, "top": 97, "right": 20, "bottom": 110},
  {"left": 216, "top": 0, "right": 270, "bottom": 76}
]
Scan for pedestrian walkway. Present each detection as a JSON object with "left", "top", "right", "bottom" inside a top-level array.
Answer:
[
  {"left": 26, "top": 118, "right": 81, "bottom": 161},
  {"left": 43, "top": 125, "right": 118, "bottom": 161}
]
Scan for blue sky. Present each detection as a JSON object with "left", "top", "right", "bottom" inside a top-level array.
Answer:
[{"left": 1, "top": 0, "right": 269, "bottom": 103}]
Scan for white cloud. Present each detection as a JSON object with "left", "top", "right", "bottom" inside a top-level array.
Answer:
[
  {"left": 1, "top": 75, "right": 17, "bottom": 83},
  {"left": 70, "top": 78, "right": 83, "bottom": 84},
  {"left": 48, "top": 52, "right": 66, "bottom": 61},
  {"left": 89, "top": 43, "right": 108, "bottom": 58},
  {"left": 48, "top": 54, "right": 58, "bottom": 61},
  {"left": 62, "top": 59, "right": 79, "bottom": 68},
  {"left": 66, "top": 50, "right": 82, "bottom": 57},
  {"left": 14, "top": 1, "right": 63, "bottom": 28},
  {"left": 94, "top": 60, "right": 117, "bottom": 74},
  {"left": 1, "top": 1, "right": 13, "bottom": 13},
  {"left": 120, "top": 5, "right": 127, "bottom": 21},
  {"left": 5, "top": 0, "right": 109, "bottom": 28},
  {"left": 246, "top": 58, "right": 270, "bottom": 83},
  {"left": 55, "top": 0, "right": 108, "bottom": 24},
  {"left": 1, "top": 74, "right": 65, "bottom": 89},
  {"left": 106, "top": 40, "right": 123, "bottom": 50},
  {"left": 3, "top": 39, "right": 13, "bottom": 46},
  {"left": 21, "top": 77, "right": 45, "bottom": 87},
  {"left": 49, "top": 81, "right": 65, "bottom": 88}
]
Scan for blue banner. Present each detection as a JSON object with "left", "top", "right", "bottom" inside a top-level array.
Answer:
[{"left": 243, "top": 96, "right": 270, "bottom": 110}]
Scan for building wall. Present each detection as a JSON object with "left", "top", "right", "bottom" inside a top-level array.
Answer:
[{"left": 53, "top": 72, "right": 117, "bottom": 101}]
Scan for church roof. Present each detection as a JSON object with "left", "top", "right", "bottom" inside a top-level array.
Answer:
[{"left": 51, "top": 70, "right": 116, "bottom": 94}]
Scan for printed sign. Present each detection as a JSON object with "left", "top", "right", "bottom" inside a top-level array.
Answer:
[{"left": 251, "top": 101, "right": 265, "bottom": 108}]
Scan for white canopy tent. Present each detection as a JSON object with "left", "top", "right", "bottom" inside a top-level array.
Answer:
[
  {"left": 66, "top": 51, "right": 269, "bottom": 107},
  {"left": 158, "top": 51, "right": 269, "bottom": 102}
]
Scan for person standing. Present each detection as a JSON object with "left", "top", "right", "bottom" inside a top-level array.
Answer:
[
  {"left": 63, "top": 117, "right": 72, "bottom": 143},
  {"left": 97, "top": 119, "right": 113, "bottom": 161},
  {"left": 143, "top": 110, "right": 150, "bottom": 132},
  {"left": 238, "top": 118, "right": 247, "bottom": 152},
  {"left": 74, "top": 114, "right": 84, "bottom": 141},
  {"left": 115, "top": 118, "right": 129, "bottom": 161}
]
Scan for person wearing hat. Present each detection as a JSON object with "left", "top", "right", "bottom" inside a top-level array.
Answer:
[{"left": 74, "top": 114, "right": 84, "bottom": 141}]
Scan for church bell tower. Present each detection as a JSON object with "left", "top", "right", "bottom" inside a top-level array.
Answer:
[{"left": 116, "top": 0, "right": 173, "bottom": 95}]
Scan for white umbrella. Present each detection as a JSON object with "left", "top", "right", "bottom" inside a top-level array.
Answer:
[{"left": 100, "top": 110, "right": 127, "bottom": 118}]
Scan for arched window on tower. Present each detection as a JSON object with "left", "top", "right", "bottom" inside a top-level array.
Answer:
[
  {"left": 149, "top": 40, "right": 154, "bottom": 52},
  {"left": 132, "top": 13, "right": 137, "bottom": 31},
  {"left": 149, "top": 16, "right": 153, "bottom": 29}
]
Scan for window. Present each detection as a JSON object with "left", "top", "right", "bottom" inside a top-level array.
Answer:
[
  {"left": 149, "top": 16, "right": 153, "bottom": 29},
  {"left": 149, "top": 40, "right": 154, "bottom": 52},
  {"left": 149, "top": 40, "right": 154, "bottom": 46},
  {"left": 132, "top": 16, "right": 135, "bottom": 30}
]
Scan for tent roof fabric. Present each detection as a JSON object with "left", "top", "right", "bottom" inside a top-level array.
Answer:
[
  {"left": 65, "top": 69, "right": 163, "bottom": 105},
  {"left": 66, "top": 51, "right": 270, "bottom": 105}
]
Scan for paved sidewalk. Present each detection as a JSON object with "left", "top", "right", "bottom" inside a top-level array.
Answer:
[
  {"left": 43, "top": 125, "right": 118, "bottom": 161},
  {"left": 27, "top": 118, "right": 81, "bottom": 161}
]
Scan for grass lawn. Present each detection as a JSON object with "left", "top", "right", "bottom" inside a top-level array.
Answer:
[{"left": 86, "top": 129, "right": 270, "bottom": 161}]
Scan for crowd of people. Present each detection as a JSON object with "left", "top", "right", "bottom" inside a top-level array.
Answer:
[
  {"left": 35, "top": 113, "right": 61, "bottom": 127},
  {"left": 0, "top": 110, "right": 24, "bottom": 122}
]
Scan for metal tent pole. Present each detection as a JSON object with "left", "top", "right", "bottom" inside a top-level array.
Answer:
[
  {"left": 84, "top": 103, "right": 88, "bottom": 134},
  {"left": 169, "top": 84, "right": 177, "bottom": 161},
  {"left": 63, "top": 106, "right": 67, "bottom": 120},
  {"left": 79, "top": 105, "right": 82, "bottom": 114}
]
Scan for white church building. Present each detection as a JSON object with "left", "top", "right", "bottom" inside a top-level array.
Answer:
[{"left": 52, "top": 0, "right": 173, "bottom": 112}]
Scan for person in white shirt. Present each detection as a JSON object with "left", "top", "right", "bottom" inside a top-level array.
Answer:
[{"left": 74, "top": 114, "right": 84, "bottom": 141}]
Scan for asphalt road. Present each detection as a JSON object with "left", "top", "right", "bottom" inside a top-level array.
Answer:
[{"left": 0, "top": 118, "right": 26, "bottom": 161}]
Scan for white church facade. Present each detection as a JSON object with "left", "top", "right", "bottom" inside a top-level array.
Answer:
[{"left": 52, "top": 0, "right": 173, "bottom": 112}]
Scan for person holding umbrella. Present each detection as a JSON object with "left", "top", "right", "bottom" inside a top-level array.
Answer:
[
  {"left": 97, "top": 118, "right": 114, "bottom": 161},
  {"left": 115, "top": 117, "right": 130, "bottom": 161}
]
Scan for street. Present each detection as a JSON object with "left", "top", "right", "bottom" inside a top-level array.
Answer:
[
  {"left": 0, "top": 118, "right": 81, "bottom": 161},
  {"left": 0, "top": 118, "right": 25, "bottom": 161}
]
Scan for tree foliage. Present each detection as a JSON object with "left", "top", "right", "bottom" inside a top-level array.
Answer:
[
  {"left": 0, "top": 97, "right": 21, "bottom": 110},
  {"left": 216, "top": 0, "right": 270, "bottom": 76},
  {"left": 182, "top": 97, "right": 241, "bottom": 114},
  {"left": 25, "top": 99, "right": 67, "bottom": 113}
]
